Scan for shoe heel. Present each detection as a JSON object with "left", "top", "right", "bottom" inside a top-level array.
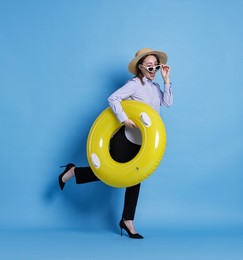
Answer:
[
  {"left": 60, "top": 163, "right": 75, "bottom": 168},
  {"left": 119, "top": 219, "right": 143, "bottom": 239}
]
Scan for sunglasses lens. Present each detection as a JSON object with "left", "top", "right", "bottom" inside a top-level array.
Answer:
[{"left": 146, "top": 65, "right": 161, "bottom": 72}]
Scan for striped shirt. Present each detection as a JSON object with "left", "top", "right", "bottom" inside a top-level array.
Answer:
[{"left": 108, "top": 76, "right": 173, "bottom": 144}]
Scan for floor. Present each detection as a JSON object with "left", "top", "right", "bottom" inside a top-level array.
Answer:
[{"left": 1, "top": 228, "right": 243, "bottom": 260}]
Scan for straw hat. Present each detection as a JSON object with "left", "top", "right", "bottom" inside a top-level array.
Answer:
[{"left": 128, "top": 48, "right": 167, "bottom": 75}]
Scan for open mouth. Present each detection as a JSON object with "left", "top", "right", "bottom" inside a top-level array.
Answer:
[{"left": 149, "top": 72, "right": 155, "bottom": 77}]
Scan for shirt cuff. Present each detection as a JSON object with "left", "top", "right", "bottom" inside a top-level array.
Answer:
[
  {"left": 116, "top": 111, "right": 128, "bottom": 123},
  {"left": 164, "top": 82, "right": 171, "bottom": 87},
  {"left": 164, "top": 82, "right": 172, "bottom": 91}
]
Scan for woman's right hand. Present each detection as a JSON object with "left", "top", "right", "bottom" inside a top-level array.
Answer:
[{"left": 123, "top": 119, "right": 138, "bottom": 128}]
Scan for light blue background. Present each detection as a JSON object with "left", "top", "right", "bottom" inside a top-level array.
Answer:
[{"left": 0, "top": 0, "right": 242, "bottom": 247}]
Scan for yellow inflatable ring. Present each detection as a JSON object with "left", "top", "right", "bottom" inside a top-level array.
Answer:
[{"left": 86, "top": 100, "right": 166, "bottom": 188}]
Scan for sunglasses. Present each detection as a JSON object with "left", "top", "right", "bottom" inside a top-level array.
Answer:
[{"left": 139, "top": 64, "right": 162, "bottom": 72}]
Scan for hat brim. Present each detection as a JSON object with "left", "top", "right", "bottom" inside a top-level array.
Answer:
[{"left": 128, "top": 50, "right": 168, "bottom": 75}]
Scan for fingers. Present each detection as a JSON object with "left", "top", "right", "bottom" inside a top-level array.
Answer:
[
  {"left": 161, "top": 64, "right": 170, "bottom": 79},
  {"left": 123, "top": 119, "right": 138, "bottom": 128},
  {"left": 162, "top": 64, "right": 170, "bottom": 69},
  {"left": 127, "top": 121, "right": 137, "bottom": 128},
  {"left": 161, "top": 64, "right": 170, "bottom": 72},
  {"left": 131, "top": 122, "right": 138, "bottom": 128}
]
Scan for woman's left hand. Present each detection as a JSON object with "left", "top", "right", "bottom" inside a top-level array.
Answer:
[{"left": 161, "top": 64, "right": 170, "bottom": 85}]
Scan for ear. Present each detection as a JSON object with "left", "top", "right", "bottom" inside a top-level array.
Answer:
[{"left": 137, "top": 64, "right": 143, "bottom": 72}]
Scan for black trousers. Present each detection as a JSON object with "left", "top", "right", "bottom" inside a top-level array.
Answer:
[{"left": 74, "top": 126, "right": 141, "bottom": 220}]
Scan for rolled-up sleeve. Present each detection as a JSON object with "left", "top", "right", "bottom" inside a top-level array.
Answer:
[
  {"left": 161, "top": 83, "right": 173, "bottom": 107},
  {"left": 108, "top": 97, "right": 128, "bottom": 122},
  {"left": 108, "top": 80, "right": 138, "bottom": 123}
]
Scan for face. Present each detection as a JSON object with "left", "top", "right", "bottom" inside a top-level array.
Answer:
[{"left": 139, "top": 55, "right": 160, "bottom": 81}]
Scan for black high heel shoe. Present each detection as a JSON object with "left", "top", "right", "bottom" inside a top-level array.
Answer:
[
  {"left": 119, "top": 219, "right": 144, "bottom": 239},
  {"left": 58, "top": 163, "right": 75, "bottom": 190}
]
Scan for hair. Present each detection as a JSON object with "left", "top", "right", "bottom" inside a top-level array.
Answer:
[{"left": 135, "top": 54, "right": 160, "bottom": 85}]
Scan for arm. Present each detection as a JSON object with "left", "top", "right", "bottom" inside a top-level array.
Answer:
[
  {"left": 108, "top": 80, "right": 138, "bottom": 127},
  {"left": 160, "top": 65, "right": 173, "bottom": 106}
]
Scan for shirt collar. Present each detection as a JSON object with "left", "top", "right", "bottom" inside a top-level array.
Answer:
[{"left": 143, "top": 76, "right": 153, "bottom": 83}]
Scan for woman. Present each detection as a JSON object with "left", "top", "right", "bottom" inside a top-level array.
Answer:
[{"left": 58, "top": 48, "right": 173, "bottom": 239}]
